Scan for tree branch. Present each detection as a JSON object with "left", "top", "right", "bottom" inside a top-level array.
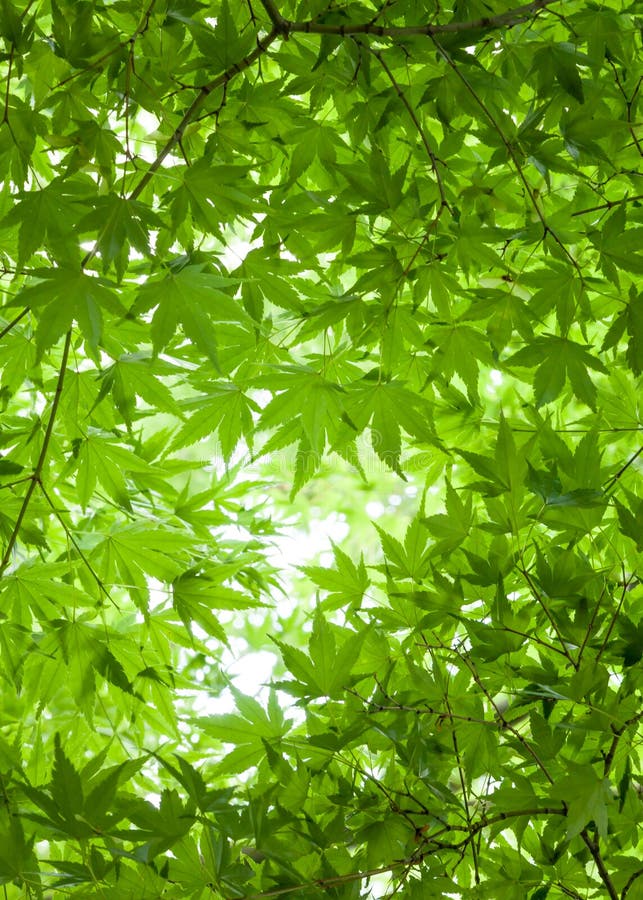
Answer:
[
  {"left": 623, "top": 867, "right": 643, "bottom": 898},
  {"left": 38, "top": 481, "right": 120, "bottom": 610},
  {"left": 258, "top": 0, "right": 289, "bottom": 33},
  {"left": 518, "top": 561, "right": 578, "bottom": 668},
  {"left": 581, "top": 831, "right": 618, "bottom": 900},
  {"left": 234, "top": 803, "right": 568, "bottom": 900},
  {"left": 129, "top": 27, "right": 280, "bottom": 202},
  {"left": 284, "top": 0, "right": 557, "bottom": 37}
]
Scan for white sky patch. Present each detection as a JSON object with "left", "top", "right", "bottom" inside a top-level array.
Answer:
[{"left": 366, "top": 500, "right": 386, "bottom": 518}]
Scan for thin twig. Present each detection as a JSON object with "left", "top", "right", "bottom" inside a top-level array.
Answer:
[
  {"left": 623, "top": 867, "right": 643, "bottom": 898},
  {"left": 0, "top": 307, "right": 29, "bottom": 340},
  {"left": 1, "top": 44, "right": 14, "bottom": 124},
  {"left": 603, "top": 446, "right": 643, "bottom": 492},
  {"left": 609, "top": 63, "right": 643, "bottom": 158},
  {"left": 596, "top": 575, "right": 635, "bottom": 666},
  {"left": 572, "top": 194, "right": 643, "bottom": 217},
  {"left": 38, "top": 481, "right": 120, "bottom": 610},
  {"left": 603, "top": 710, "right": 643, "bottom": 778},
  {"left": 55, "top": 0, "right": 157, "bottom": 88},
  {"left": 576, "top": 583, "right": 606, "bottom": 668},
  {"left": 430, "top": 35, "right": 581, "bottom": 277},
  {"left": 0, "top": 330, "right": 72, "bottom": 574},
  {"left": 370, "top": 48, "right": 448, "bottom": 209},
  {"left": 463, "top": 652, "right": 555, "bottom": 783},
  {"left": 445, "top": 695, "right": 480, "bottom": 884},
  {"left": 518, "top": 561, "right": 578, "bottom": 668}
]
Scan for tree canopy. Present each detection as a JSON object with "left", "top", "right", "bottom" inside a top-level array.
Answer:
[{"left": 0, "top": 0, "right": 641, "bottom": 897}]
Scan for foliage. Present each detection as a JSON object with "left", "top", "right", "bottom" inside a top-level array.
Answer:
[{"left": 0, "top": 0, "right": 641, "bottom": 897}]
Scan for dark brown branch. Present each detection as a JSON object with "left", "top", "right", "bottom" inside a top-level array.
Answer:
[
  {"left": 1, "top": 43, "right": 14, "bottom": 125},
  {"left": 285, "top": 0, "right": 557, "bottom": 37},
  {"left": 234, "top": 803, "right": 568, "bottom": 899},
  {"left": 0, "top": 330, "right": 72, "bottom": 574},
  {"left": 258, "top": 0, "right": 289, "bottom": 33},
  {"left": 623, "top": 867, "right": 643, "bottom": 898},
  {"left": 581, "top": 831, "right": 618, "bottom": 900}
]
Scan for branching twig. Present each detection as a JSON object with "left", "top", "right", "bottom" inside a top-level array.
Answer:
[
  {"left": 609, "top": 64, "right": 643, "bottom": 158},
  {"left": 55, "top": 0, "right": 157, "bottom": 88},
  {"left": 257, "top": 0, "right": 289, "bottom": 33},
  {"left": 518, "top": 560, "right": 578, "bottom": 668},
  {"left": 444, "top": 694, "right": 480, "bottom": 883},
  {"left": 129, "top": 27, "right": 280, "bottom": 202},
  {"left": 429, "top": 35, "right": 581, "bottom": 278},
  {"left": 370, "top": 48, "right": 448, "bottom": 210},
  {"left": 229, "top": 801, "right": 568, "bottom": 900},
  {"left": 572, "top": 194, "right": 643, "bottom": 217},
  {"left": 576, "top": 583, "right": 607, "bottom": 667},
  {"left": 595, "top": 575, "right": 633, "bottom": 666}
]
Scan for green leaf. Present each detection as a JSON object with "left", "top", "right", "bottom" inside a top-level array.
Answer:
[
  {"left": 51, "top": 734, "right": 84, "bottom": 826},
  {"left": 132, "top": 266, "right": 250, "bottom": 366}
]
